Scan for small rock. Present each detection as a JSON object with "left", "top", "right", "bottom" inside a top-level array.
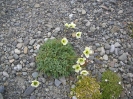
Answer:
[
  {"left": 17, "top": 38, "right": 23, "bottom": 43},
  {"left": 100, "top": 47, "right": 105, "bottom": 56},
  {"left": 59, "top": 77, "right": 66, "bottom": 85},
  {"left": 85, "top": 21, "right": 91, "bottom": 27},
  {"left": 0, "top": 93, "right": 3, "bottom": 99},
  {"left": 103, "top": 54, "right": 108, "bottom": 60},
  {"left": 32, "top": 72, "right": 38, "bottom": 78},
  {"left": 118, "top": 53, "right": 127, "bottom": 61},
  {"left": 17, "top": 64, "right": 22, "bottom": 71},
  {"left": 22, "top": 72, "right": 27, "bottom": 75},
  {"left": 30, "top": 95, "right": 36, "bottom": 99},
  {"left": 82, "top": 9, "right": 86, "bottom": 15},
  {"left": 118, "top": 10, "right": 123, "bottom": 14},
  {"left": 13, "top": 54, "right": 19, "bottom": 59},
  {"left": 127, "top": 73, "right": 133, "bottom": 78},
  {"left": 111, "top": 26, "right": 120, "bottom": 33},
  {"left": 24, "top": 86, "right": 36, "bottom": 96},
  {"left": 90, "top": 26, "right": 96, "bottom": 32},
  {"left": 3, "top": 71, "right": 9, "bottom": 77},
  {"left": 0, "top": 42, "right": 3, "bottom": 46},
  {"left": 0, "top": 86, "right": 4, "bottom": 93},
  {"left": 16, "top": 43, "right": 23, "bottom": 48},
  {"left": 72, "top": 96, "right": 77, "bottom": 99},
  {"left": 104, "top": 43, "right": 110, "bottom": 50},
  {"left": 29, "top": 39, "right": 36, "bottom": 45},
  {"left": 55, "top": 79, "right": 61, "bottom": 87},
  {"left": 15, "top": 49, "right": 21, "bottom": 54},
  {"left": 109, "top": 0, "right": 117, "bottom": 4},
  {"left": 30, "top": 62, "right": 35, "bottom": 68},
  {"left": 102, "top": 23, "right": 106, "bottom": 28},
  {"left": 9, "top": 59, "right": 14, "bottom": 63},
  {"left": 53, "top": 27, "right": 60, "bottom": 33},
  {"left": 34, "top": 4, "right": 40, "bottom": 8},
  {"left": 114, "top": 42, "right": 121, "bottom": 47},
  {"left": 110, "top": 44, "right": 115, "bottom": 53},
  {"left": 24, "top": 47, "right": 28, "bottom": 54}
]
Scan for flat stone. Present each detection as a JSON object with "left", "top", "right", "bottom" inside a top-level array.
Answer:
[
  {"left": 32, "top": 72, "right": 38, "bottom": 78},
  {"left": 29, "top": 39, "right": 36, "bottom": 45},
  {"left": 24, "top": 86, "right": 36, "bottom": 96},
  {"left": 34, "top": 4, "right": 40, "bottom": 8},
  {"left": 0, "top": 86, "right": 4, "bottom": 93},
  {"left": 30, "top": 95, "right": 36, "bottom": 99},
  {"left": 111, "top": 26, "right": 120, "bottom": 33},
  {"left": 72, "top": 96, "right": 77, "bottom": 99},
  {"left": 86, "top": 21, "right": 91, "bottom": 27},
  {"left": 0, "top": 93, "right": 3, "bottom": 99},
  {"left": 15, "top": 49, "right": 21, "bottom": 54},
  {"left": 114, "top": 42, "right": 121, "bottom": 47},
  {"left": 3, "top": 71, "right": 9, "bottom": 77},
  {"left": 103, "top": 54, "right": 108, "bottom": 60},
  {"left": 118, "top": 53, "right": 127, "bottom": 61},
  {"left": 82, "top": 9, "right": 86, "bottom": 15},
  {"left": 24, "top": 47, "right": 28, "bottom": 54},
  {"left": 54, "top": 79, "right": 61, "bottom": 87},
  {"left": 16, "top": 43, "right": 23, "bottom": 48},
  {"left": 118, "top": 10, "right": 123, "bottom": 14}
]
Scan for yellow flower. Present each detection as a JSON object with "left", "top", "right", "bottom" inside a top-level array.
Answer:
[
  {"left": 69, "top": 22, "right": 76, "bottom": 28},
  {"left": 83, "top": 47, "right": 93, "bottom": 58},
  {"left": 76, "top": 58, "right": 86, "bottom": 65},
  {"left": 61, "top": 37, "right": 68, "bottom": 45},
  {"left": 72, "top": 64, "right": 82, "bottom": 73},
  {"left": 80, "top": 70, "right": 89, "bottom": 76},
  {"left": 76, "top": 32, "right": 82, "bottom": 39},
  {"left": 31, "top": 80, "right": 40, "bottom": 87},
  {"left": 64, "top": 23, "right": 70, "bottom": 28}
]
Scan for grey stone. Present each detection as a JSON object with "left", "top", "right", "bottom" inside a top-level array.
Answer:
[
  {"left": 16, "top": 43, "right": 23, "bottom": 48},
  {"left": 114, "top": 42, "right": 121, "bottom": 47},
  {"left": 100, "top": 47, "right": 105, "bottom": 56},
  {"left": 110, "top": 44, "right": 115, "bottom": 53},
  {"left": 104, "top": 43, "right": 110, "bottom": 50},
  {"left": 24, "top": 39, "right": 29, "bottom": 46},
  {"left": 22, "top": 72, "right": 27, "bottom": 75},
  {"left": 34, "top": 4, "right": 40, "bottom": 8},
  {"left": 127, "top": 73, "right": 133, "bottom": 78},
  {"left": 82, "top": 9, "right": 86, "bottom": 15},
  {"left": 30, "top": 62, "right": 35, "bottom": 68},
  {"left": 0, "top": 93, "right": 3, "bottom": 99},
  {"left": 30, "top": 95, "right": 36, "bottom": 99},
  {"left": 15, "top": 49, "right": 21, "bottom": 54},
  {"left": 32, "top": 72, "right": 38, "bottom": 78},
  {"left": 109, "top": 0, "right": 117, "bottom": 4},
  {"left": 0, "top": 43, "right": 3, "bottom": 46},
  {"left": 72, "top": 96, "right": 77, "bottom": 99},
  {"left": 29, "top": 39, "right": 36, "bottom": 45},
  {"left": 118, "top": 53, "right": 127, "bottom": 61},
  {"left": 3, "top": 71, "right": 9, "bottom": 77},
  {"left": 90, "top": 26, "right": 96, "bottom": 32},
  {"left": 53, "top": 27, "right": 60, "bottom": 34},
  {"left": 54, "top": 79, "right": 61, "bottom": 87},
  {"left": 111, "top": 26, "right": 120, "bottom": 33},
  {"left": 86, "top": 37, "right": 94, "bottom": 42},
  {"left": 115, "top": 48, "right": 119, "bottom": 55},
  {"left": 17, "top": 64, "right": 22, "bottom": 71},
  {"left": 59, "top": 77, "right": 66, "bottom": 85},
  {"left": 13, "top": 54, "right": 19, "bottom": 59},
  {"left": 118, "top": 10, "right": 123, "bottom": 14},
  {"left": 103, "top": 54, "right": 108, "bottom": 60},
  {"left": 24, "top": 86, "right": 36, "bottom": 96},
  {"left": 0, "top": 86, "right": 4, "bottom": 93},
  {"left": 85, "top": 21, "right": 91, "bottom": 27},
  {"left": 17, "top": 38, "right": 23, "bottom": 43}
]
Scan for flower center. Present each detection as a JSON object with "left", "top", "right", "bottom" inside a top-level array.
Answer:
[{"left": 33, "top": 82, "right": 38, "bottom": 85}]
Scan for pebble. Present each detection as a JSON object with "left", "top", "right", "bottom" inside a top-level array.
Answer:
[
  {"left": 15, "top": 49, "right": 21, "bottom": 54},
  {"left": 54, "top": 79, "right": 61, "bottom": 87},
  {"left": 0, "top": 43, "right": 3, "bottom": 46},
  {"left": 32, "top": 72, "right": 38, "bottom": 78},
  {"left": 0, "top": 86, "right": 4, "bottom": 93},
  {"left": 16, "top": 43, "right": 23, "bottom": 48},
  {"left": 110, "top": 45, "right": 115, "bottom": 53},
  {"left": 82, "top": 9, "right": 86, "bottom": 15},
  {"left": 59, "top": 77, "right": 66, "bottom": 85},
  {"left": 90, "top": 26, "right": 96, "bottom": 32},
  {"left": 34, "top": 4, "right": 40, "bottom": 8},
  {"left": 24, "top": 86, "right": 36, "bottom": 96},
  {"left": 103, "top": 54, "right": 108, "bottom": 60},
  {"left": 3, "top": 71, "right": 9, "bottom": 77},
  {"left": 30, "top": 95, "right": 36, "bottom": 99},
  {"left": 104, "top": 43, "right": 111, "bottom": 50},
  {"left": 114, "top": 42, "right": 121, "bottom": 47},
  {"left": 24, "top": 47, "right": 28, "bottom": 54},
  {"left": 0, "top": 93, "right": 3, "bottom": 99},
  {"left": 85, "top": 21, "right": 91, "bottom": 27},
  {"left": 29, "top": 39, "right": 36, "bottom": 45},
  {"left": 72, "top": 96, "right": 77, "bottom": 99},
  {"left": 118, "top": 53, "right": 127, "bottom": 61},
  {"left": 100, "top": 47, "right": 105, "bottom": 56},
  {"left": 13, "top": 54, "right": 19, "bottom": 59}
]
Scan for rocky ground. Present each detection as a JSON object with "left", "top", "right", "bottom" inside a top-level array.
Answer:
[{"left": 0, "top": 0, "right": 133, "bottom": 99}]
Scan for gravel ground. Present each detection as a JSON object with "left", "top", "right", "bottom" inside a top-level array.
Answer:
[{"left": 0, "top": 0, "right": 133, "bottom": 99}]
